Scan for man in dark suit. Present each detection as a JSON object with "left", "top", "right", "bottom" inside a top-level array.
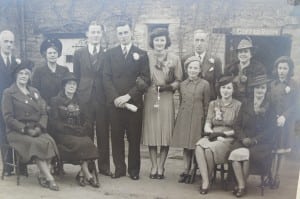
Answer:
[
  {"left": 103, "top": 20, "right": 150, "bottom": 180},
  {"left": 73, "top": 21, "right": 110, "bottom": 176},
  {"left": 0, "top": 30, "right": 17, "bottom": 175},
  {"left": 182, "top": 29, "right": 222, "bottom": 100}
]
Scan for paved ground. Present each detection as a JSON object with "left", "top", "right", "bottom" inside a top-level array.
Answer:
[{"left": 0, "top": 145, "right": 299, "bottom": 199}]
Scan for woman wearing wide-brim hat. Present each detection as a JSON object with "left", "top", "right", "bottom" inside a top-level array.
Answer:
[
  {"left": 228, "top": 74, "right": 274, "bottom": 197},
  {"left": 32, "top": 38, "right": 69, "bottom": 105},
  {"left": 224, "top": 37, "right": 267, "bottom": 102},
  {"left": 2, "top": 59, "right": 60, "bottom": 191},
  {"left": 48, "top": 72, "right": 100, "bottom": 188}
]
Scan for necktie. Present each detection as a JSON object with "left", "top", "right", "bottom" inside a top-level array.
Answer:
[
  {"left": 123, "top": 46, "right": 128, "bottom": 57},
  {"left": 6, "top": 56, "right": 10, "bottom": 67},
  {"left": 93, "top": 45, "right": 97, "bottom": 55},
  {"left": 198, "top": 55, "right": 202, "bottom": 63}
]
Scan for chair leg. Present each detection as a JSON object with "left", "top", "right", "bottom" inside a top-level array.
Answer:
[
  {"left": 1, "top": 146, "right": 7, "bottom": 180},
  {"left": 260, "top": 175, "right": 264, "bottom": 196},
  {"left": 15, "top": 151, "right": 20, "bottom": 186}
]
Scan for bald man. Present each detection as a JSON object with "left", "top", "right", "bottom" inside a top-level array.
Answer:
[
  {"left": 182, "top": 29, "right": 222, "bottom": 100},
  {"left": 0, "top": 30, "right": 17, "bottom": 175}
]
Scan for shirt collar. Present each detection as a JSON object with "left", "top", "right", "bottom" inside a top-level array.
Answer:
[
  {"left": 88, "top": 43, "right": 100, "bottom": 55},
  {"left": 1, "top": 51, "right": 11, "bottom": 64},
  {"left": 121, "top": 43, "right": 132, "bottom": 52},
  {"left": 194, "top": 51, "right": 206, "bottom": 62}
]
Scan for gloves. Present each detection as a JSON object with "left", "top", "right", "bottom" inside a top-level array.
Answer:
[
  {"left": 158, "top": 85, "right": 173, "bottom": 92},
  {"left": 208, "top": 132, "right": 226, "bottom": 141},
  {"left": 242, "top": 138, "right": 257, "bottom": 147},
  {"left": 136, "top": 76, "right": 148, "bottom": 91},
  {"left": 26, "top": 127, "right": 42, "bottom": 137}
]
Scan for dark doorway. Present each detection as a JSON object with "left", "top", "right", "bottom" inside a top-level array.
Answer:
[{"left": 225, "top": 35, "right": 292, "bottom": 76}]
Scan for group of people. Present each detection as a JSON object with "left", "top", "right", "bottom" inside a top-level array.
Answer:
[{"left": 0, "top": 19, "right": 298, "bottom": 198}]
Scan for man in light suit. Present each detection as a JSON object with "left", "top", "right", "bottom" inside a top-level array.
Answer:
[
  {"left": 73, "top": 21, "right": 110, "bottom": 176},
  {"left": 182, "top": 29, "right": 222, "bottom": 100},
  {"left": 103, "top": 20, "right": 150, "bottom": 180},
  {"left": 0, "top": 30, "right": 17, "bottom": 175}
]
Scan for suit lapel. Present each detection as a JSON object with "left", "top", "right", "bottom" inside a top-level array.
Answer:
[
  {"left": 202, "top": 54, "right": 210, "bottom": 75},
  {"left": 82, "top": 47, "right": 93, "bottom": 69}
]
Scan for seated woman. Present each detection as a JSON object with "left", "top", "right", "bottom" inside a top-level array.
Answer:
[
  {"left": 228, "top": 74, "right": 274, "bottom": 197},
  {"left": 195, "top": 76, "right": 241, "bottom": 194},
  {"left": 48, "top": 72, "right": 99, "bottom": 188},
  {"left": 2, "top": 60, "right": 59, "bottom": 191}
]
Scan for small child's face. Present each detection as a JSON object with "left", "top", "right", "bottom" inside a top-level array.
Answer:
[
  {"left": 277, "top": 62, "right": 289, "bottom": 80},
  {"left": 187, "top": 61, "right": 201, "bottom": 79}
]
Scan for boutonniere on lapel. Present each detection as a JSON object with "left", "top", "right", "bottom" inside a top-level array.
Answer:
[
  {"left": 285, "top": 86, "right": 291, "bottom": 94},
  {"left": 208, "top": 58, "right": 215, "bottom": 72},
  {"left": 132, "top": 52, "right": 140, "bottom": 61},
  {"left": 33, "top": 92, "right": 39, "bottom": 100},
  {"left": 15, "top": 58, "right": 21, "bottom": 64}
]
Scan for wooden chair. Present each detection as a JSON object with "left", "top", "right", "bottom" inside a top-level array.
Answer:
[{"left": 1, "top": 144, "right": 26, "bottom": 185}]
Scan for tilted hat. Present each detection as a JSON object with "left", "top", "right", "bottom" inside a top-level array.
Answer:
[
  {"left": 10, "top": 59, "right": 34, "bottom": 77},
  {"left": 248, "top": 74, "right": 271, "bottom": 87},
  {"left": 236, "top": 37, "right": 254, "bottom": 50},
  {"left": 183, "top": 56, "right": 201, "bottom": 72},
  {"left": 61, "top": 72, "right": 78, "bottom": 86},
  {"left": 217, "top": 75, "right": 235, "bottom": 87},
  {"left": 40, "top": 38, "right": 63, "bottom": 57}
]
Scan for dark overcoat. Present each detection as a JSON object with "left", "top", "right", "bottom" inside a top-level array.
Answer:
[
  {"left": 48, "top": 91, "right": 98, "bottom": 162},
  {"left": 31, "top": 63, "right": 69, "bottom": 104},
  {"left": 232, "top": 96, "right": 275, "bottom": 173}
]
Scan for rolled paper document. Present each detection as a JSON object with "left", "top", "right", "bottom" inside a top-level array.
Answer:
[{"left": 125, "top": 103, "right": 138, "bottom": 112}]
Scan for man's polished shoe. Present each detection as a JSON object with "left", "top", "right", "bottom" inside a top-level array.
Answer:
[
  {"left": 130, "top": 174, "right": 139, "bottom": 180},
  {"left": 99, "top": 169, "right": 112, "bottom": 176},
  {"left": 111, "top": 171, "right": 126, "bottom": 179}
]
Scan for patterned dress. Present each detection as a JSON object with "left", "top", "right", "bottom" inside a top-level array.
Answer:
[
  {"left": 142, "top": 51, "right": 183, "bottom": 146},
  {"left": 196, "top": 99, "right": 241, "bottom": 164}
]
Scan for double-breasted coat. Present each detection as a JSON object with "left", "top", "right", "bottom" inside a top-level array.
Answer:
[
  {"left": 171, "top": 77, "right": 210, "bottom": 149},
  {"left": 270, "top": 78, "right": 299, "bottom": 153},
  {"left": 1, "top": 84, "right": 58, "bottom": 163},
  {"left": 32, "top": 63, "right": 69, "bottom": 105},
  {"left": 182, "top": 52, "right": 222, "bottom": 100},
  {"left": 103, "top": 44, "right": 150, "bottom": 175},
  {"left": 48, "top": 91, "right": 98, "bottom": 162}
]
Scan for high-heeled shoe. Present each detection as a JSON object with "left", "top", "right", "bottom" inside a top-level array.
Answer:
[
  {"left": 199, "top": 185, "right": 209, "bottom": 195},
  {"left": 37, "top": 175, "right": 48, "bottom": 188},
  {"left": 149, "top": 173, "right": 157, "bottom": 179},
  {"left": 46, "top": 180, "right": 59, "bottom": 191},
  {"left": 157, "top": 168, "right": 165, "bottom": 180},
  {"left": 270, "top": 176, "right": 280, "bottom": 189},
  {"left": 87, "top": 177, "right": 100, "bottom": 188},
  {"left": 232, "top": 186, "right": 238, "bottom": 195},
  {"left": 76, "top": 172, "right": 86, "bottom": 187},
  {"left": 178, "top": 172, "right": 188, "bottom": 183},
  {"left": 235, "top": 188, "right": 246, "bottom": 197}
]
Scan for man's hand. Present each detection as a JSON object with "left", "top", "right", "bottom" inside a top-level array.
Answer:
[
  {"left": 277, "top": 115, "right": 286, "bottom": 127},
  {"left": 114, "top": 94, "right": 131, "bottom": 108}
]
